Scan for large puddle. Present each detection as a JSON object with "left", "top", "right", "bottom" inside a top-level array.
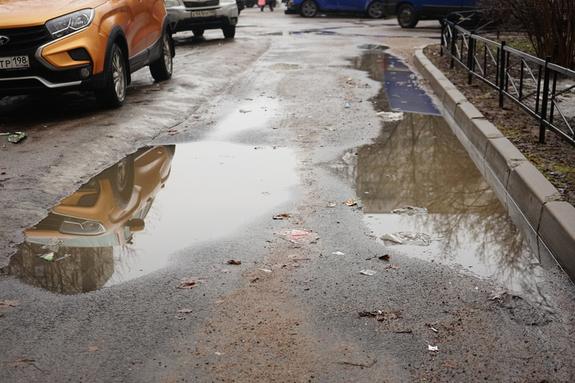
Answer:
[
  {"left": 344, "top": 48, "right": 542, "bottom": 294},
  {"left": 6, "top": 142, "right": 297, "bottom": 294}
]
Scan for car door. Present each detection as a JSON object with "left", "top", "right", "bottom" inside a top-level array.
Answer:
[
  {"left": 420, "top": 0, "right": 460, "bottom": 18},
  {"left": 336, "top": 0, "right": 365, "bottom": 12},
  {"left": 315, "top": 0, "right": 341, "bottom": 12},
  {"left": 125, "top": 0, "right": 150, "bottom": 58}
]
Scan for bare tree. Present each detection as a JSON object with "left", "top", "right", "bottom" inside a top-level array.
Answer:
[{"left": 480, "top": 0, "right": 575, "bottom": 68}]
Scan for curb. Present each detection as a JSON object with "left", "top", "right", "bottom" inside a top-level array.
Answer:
[{"left": 414, "top": 48, "right": 575, "bottom": 281}]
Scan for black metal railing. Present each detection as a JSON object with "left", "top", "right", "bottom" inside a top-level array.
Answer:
[{"left": 440, "top": 19, "right": 575, "bottom": 146}]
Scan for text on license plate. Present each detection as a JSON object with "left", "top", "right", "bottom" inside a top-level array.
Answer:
[
  {"left": 0, "top": 56, "right": 29, "bottom": 70},
  {"left": 190, "top": 10, "right": 216, "bottom": 17}
]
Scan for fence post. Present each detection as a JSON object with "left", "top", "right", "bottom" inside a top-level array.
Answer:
[
  {"left": 467, "top": 32, "right": 475, "bottom": 84},
  {"left": 498, "top": 41, "right": 506, "bottom": 108},
  {"left": 439, "top": 20, "right": 447, "bottom": 57},
  {"left": 450, "top": 27, "right": 457, "bottom": 69},
  {"left": 539, "top": 56, "right": 551, "bottom": 144}
]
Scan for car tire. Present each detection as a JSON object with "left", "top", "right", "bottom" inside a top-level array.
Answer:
[
  {"left": 150, "top": 30, "right": 173, "bottom": 82},
  {"left": 367, "top": 1, "right": 384, "bottom": 19},
  {"left": 107, "top": 157, "right": 134, "bottom": 208},
  {"left": 300, "top": 0, "right": 318, "bottom": 17},
  {"left": 397, "top": 3, "right": 418, "bottom": 28},
  {"left": 96, "top": 43, "right": 127, "bottom": 108},
  {"left": 223, "top": 25, "right": 236, "bottom": 39},
  {"left": 192, "top": 28, "right": 204, "bottom": 37}
]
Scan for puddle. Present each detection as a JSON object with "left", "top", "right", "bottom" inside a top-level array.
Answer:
[
  {"left": 208, "top": 96, "right": 279, "bottom": 141},
  {"left": 7, "top": 142, "right": 297, "bottom": 294},
  {"left": 352, "top": 48, "right": 440, "bottom": 115},
  {"left": 345, "top": 49, "right": 542, "bottom": 294}
]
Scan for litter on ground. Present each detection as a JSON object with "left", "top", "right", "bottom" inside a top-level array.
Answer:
[
  {"left": 360, "top": 269, "right": 377, "bottom": 276},
  {"left": 381, "top": 232, "right": 431, "bottom": 246},
  {"left": 376, "top": 111, "right": 404, "bottom": 122},
  {"left": 390, "top": 206, "right": 428, "bottom": 216}
]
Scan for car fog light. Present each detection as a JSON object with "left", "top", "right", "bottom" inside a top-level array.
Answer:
[{"left": 80, "top": 67, "right": 90, "bottom": 78}]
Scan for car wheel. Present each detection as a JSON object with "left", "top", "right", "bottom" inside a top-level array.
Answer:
[
  {"left": 96, "top": 43, "right": 127, "bottom": 108},
  {"left": 108, "top": 157, "right": 134, "bottom": 208},
  {"left": 397, "top": 4, "right": 418, "bottom": 28},
  {"left": 300, "top": 0, "right": 318, "bottom": 17},
  {"left": 150, "top": 30, "right": 173, "bottom": 82},
  {"left": 367, "top": 1, "right": 384, "bottom": 19},
  {"left": 192, "top": 28, "right": 204, "bottom": 37},
  {"left": 223, "top": 25, "right": 236, "bottom": 39}
]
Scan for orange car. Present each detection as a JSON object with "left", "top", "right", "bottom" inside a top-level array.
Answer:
[{"left": 0, "top": 0, "right": 174, "bottom": 107}]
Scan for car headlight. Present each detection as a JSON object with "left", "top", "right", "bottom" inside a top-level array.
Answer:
[
  {"left": 165, "top": 0, "right": 181, "bottom": 7},
  {"left": 60, "top": 219, "right": 106, "bottom": 236},
  {"left": 46, "top": 9, "right": 94, "bottom": 39}
]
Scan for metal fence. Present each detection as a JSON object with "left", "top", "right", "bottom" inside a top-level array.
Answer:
[{"left": 440, "top": 20, "right": 575, "bottom": 146}]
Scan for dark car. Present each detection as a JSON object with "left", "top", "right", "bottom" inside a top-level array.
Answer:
[{"left": 384, "top": 0, "right": 476, "bottom": 28}]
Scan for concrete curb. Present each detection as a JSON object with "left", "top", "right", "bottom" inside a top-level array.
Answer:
[{"left": 414, "top": 48, "right": 575, "bottom": 281}]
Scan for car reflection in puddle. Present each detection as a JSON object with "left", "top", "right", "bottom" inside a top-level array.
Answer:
[
  {"left": 7, "top": 146, "right": 175, "bottom": 294},
  {"left": 8, "top": 142, "right": 297, "bottom": 294},
  {"left": 336, "top": 112, "right": 541, "bottom": 294}
]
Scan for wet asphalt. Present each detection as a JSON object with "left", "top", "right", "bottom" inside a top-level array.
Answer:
[{"left": 1, "top": 8, "right": 575, "bottom": 382}]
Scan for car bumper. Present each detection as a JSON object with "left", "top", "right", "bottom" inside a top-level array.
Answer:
[
  {"left": 0, "top": 24, "right": 107, "bottom": 94},
  {"left": 168, "top": 4, "right": 239, "bottom": 31}
]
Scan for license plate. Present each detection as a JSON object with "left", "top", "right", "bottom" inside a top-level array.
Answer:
[
  {"left": 190, "top": 10, "right": 216, "bottom": 17},
  {"left": 0, "top": 55, "right": 30, "bottom": 70}
]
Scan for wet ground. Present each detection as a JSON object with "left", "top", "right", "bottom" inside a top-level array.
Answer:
[{"left": 1, "top": 7, "right": 575, "bottom": 383}]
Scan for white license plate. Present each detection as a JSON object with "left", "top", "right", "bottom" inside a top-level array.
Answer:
[
  {"left": 190, "top": 10, "right": 216, "bottom": 17},
  {"left": 0, "top": 55, "right": 30, "bottom": 70}
]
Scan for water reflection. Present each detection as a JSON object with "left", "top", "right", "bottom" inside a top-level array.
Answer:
[
  {"left": 7, "top": 146, "right": 175, "bottom": 294},
  {"left": 7, "top": 142, "right": 297, "bottom": 294},
  {"left": 340, "top": 112, "right": 539, "bottom": 293}
]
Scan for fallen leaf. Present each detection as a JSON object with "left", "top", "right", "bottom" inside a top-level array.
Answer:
[
  {"left": 88, "top": 346, "right": 99, "bottom": 352},
  {"left": 177, "top": 278, "right": 203, "bottom": 289},
  {"left": 385, "top": 264, "right": 400, "bottom": 270},
  {"left": 227, "top": 259, "right": 242, "bottom": 265},
  {"left": 0, "top": 300, "right": 19, "bottom": 308},
  {"left": 378, "top": 254, "right": 390, "bottom": 261},
  {"left": 177, "top": 309, "right": 193, "bottom": 314},
  {"left": 344, "top": 199, "right": 358, "bottom": 207},
  {"left": 272, "top": 213, "right": 291, "bottom": 220}
]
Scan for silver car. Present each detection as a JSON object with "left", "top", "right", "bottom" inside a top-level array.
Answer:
[{"left": 166, "top": 0, "right": 239, "bottom": 39}]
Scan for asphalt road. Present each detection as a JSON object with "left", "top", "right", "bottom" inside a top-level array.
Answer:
[{"left": 1, "top": 8, "right": 575, "bottom": 382}]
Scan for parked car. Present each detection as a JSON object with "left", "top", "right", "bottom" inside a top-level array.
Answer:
[
  {"left": 384, "top": 0, "right": 477, "bottom": 28},
  {"left": 166, "top": 0, "right": 239, "bottom": 39},
  {"left": 0, "top": 0, "right": 174, "bottom": 107},
  {"left": 285, "top": 0, "right": 386, "bottom": 18}
]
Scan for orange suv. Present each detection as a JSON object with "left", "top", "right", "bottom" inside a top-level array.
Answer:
[{"left": 0, "top": 0, "right": 175, "bottom": 107}]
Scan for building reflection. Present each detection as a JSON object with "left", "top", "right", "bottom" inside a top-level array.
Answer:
[{"left": 6, "top": 145, "right": 175, "bottom": 294}]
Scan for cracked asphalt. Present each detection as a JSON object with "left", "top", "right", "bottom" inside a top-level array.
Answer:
[{"left": 1, "top": 8, "right": 575, "bottom": 383}]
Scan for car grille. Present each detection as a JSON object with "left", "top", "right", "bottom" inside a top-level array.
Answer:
[
  {"left": 0, "top": 26, "right": 52, "bottom": 53},
  {"left": 33, "top": 213, "right": 65, "bottom": 231},
  {"left": 184, "top": 0, "right": 219, "bottom": 7}
]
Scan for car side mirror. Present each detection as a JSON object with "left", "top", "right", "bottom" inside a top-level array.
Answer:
[{"left": 127, "top": 218, "right": 145, "bottom": 232}]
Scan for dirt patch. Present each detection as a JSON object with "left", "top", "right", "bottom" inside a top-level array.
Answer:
[{"left": 424, "top": 44, "right": 575, "bottom": 206}]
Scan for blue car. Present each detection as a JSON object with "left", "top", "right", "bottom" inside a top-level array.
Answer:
[
  {"left": 285, "top": 0, "right": 387, "bottom": 18},
  {"left": 385, "top": 0, "right": 476, "bottom": 28},
  {"left": 285, "top": 0, "right": 475, "bottom": 25}
]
